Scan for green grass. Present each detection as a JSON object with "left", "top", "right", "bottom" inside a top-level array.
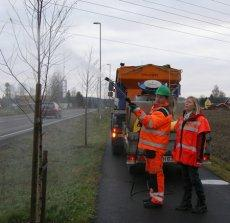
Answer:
[
  {"left": 202, "top": 110, "right": 230, "bottom": 181},
  {"left": 204, "top": 155, "right": 230, "bottom": 183},
  {"left": 0, "top": 111, "right": 110, "bottom": 223},
  {"left": 203, "top": 110, "right": 230, "bottom": 163},
  {"left": 0, "top": 108, "right": 29, "bottom": 116}
]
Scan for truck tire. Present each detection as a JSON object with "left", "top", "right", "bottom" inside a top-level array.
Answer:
[
  {"left": 128, "top": 164, "right": 145, "bottom": 175},
  {"left": 112, "top": 145, "right": 124, "bottom": 156},
  {"left": 111, "top": 138, "right": 124, "bottom": 156}
]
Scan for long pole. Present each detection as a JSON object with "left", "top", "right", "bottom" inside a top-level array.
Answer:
[
  {"left": 99, "top": 23, "right": 102, "bottom": 119},
  {"left": 93, "top": 22, "right": 102, "bottom": 118},
  {"left": 107, "top": 64, "right": 111, "bottom": 79},
  {"left": 107, "top": 64, "right": 112, "bottom": 110},
  {"left": 168, "top": 69, "right": 171, "bottom": 88}
]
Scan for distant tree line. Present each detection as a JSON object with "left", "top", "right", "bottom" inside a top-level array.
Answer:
[
  {"left": 199, "top": 85, "right": 227, "bottom": 106},
  {"left": 64, "top": 90, "right": 113, "bottom": 109},
  {"left": 0, "top": 82, "right": 113, "bottom": 110}
]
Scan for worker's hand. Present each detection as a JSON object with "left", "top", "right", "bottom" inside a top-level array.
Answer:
[
  {"left": 129, "top": 103, "right": 138, "bottom": 112},
  {"left": 125, "top": 97, "right": 131, "bottom": 104}
]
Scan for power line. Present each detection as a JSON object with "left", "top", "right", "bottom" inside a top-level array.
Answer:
[
  {"left": 72, "top": 7, "right": 230, "bottom": 44},
  {"left": 69, "top": 32, "right": 230, "bottom": 62},
  {"left": 44, "top": 1, "right": 230, "bottom": 45},
  {"left": 209, "top": 0, "right": 230, "bottom": 7},
  {"left": 173, "top": 0, "right": 230, "bottom": 16},
  {"left": 3, "top": 2, "right": 230, "bottom": 45},
  {"left": 141, "top": 0, "right": 230, "bottom": 25},
  {"left": 118, "top": 0, "right": 230, "bottom": 29},
  {"left": 78, "top": 0, "right": 230, "bottom": 37}
]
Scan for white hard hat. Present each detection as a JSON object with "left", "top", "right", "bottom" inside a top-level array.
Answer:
[
  {"left": 144, "top": 80, "right": 162, "bottom": 89},
  {"left": 138, "top": 80, "right": 162, "bottom": 91}
]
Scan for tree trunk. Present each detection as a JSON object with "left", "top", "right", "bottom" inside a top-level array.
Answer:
[
  {"left": 40, "top": 151, "right": 48, "bottom": 223},
  {"left": 30, "top": 83, "right": 41, "bottom": 223},
  {"left": 37, "top": 115, "right": 43, "bottom": 221},
  {"left": 84, "top": 98, "right": 88, "bottom": 146}
]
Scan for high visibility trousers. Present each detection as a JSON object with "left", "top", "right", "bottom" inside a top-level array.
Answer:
[{"left": 144, "top": 150, "right": 164, "bottom": 204}]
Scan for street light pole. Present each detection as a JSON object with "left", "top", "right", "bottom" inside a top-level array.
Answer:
[{"left": 93, "top": 22, "right": 102, "bottom": 119}]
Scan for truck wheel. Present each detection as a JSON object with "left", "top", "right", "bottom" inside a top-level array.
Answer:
[
  {"left": 128, "top": 164, "right": 145, "bottom": 175},
  {"left": 111, "top": 138, "right": 124, "bottom": 156},
  {"left": 112, "top": 145, "right": 124, "bottom": 156}
]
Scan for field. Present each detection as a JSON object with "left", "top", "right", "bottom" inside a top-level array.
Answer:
[
  {"left": 0, "top": 111, "right": 109, "bottom": 223},
  {"left": 203, "top": 110, "right": 230, "bottom": 181},
  {"left": 204, "top": 110, "right": 230, "bottom": 162},
  {"left": 0, "top": 108, "right": 26, "bottom": 116}
]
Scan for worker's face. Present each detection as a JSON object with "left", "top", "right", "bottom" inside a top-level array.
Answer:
[
  {"left": 155, "top": 95, "right": 167, "bottom": 105},
  {"left": 184, "top": 98, "right": 195, "bottom": 112}
]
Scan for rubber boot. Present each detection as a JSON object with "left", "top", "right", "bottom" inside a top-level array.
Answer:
[
  {"left": 143, "top": 198, "right": 151, "bottom": 203},
  {"left": 175, "top": 200, "right": 192, "bottom": 211},
  {"left": 143, "top": 199, "right": 162, "bottom": 208},
  {"left": 191, "top": 198, "right": 207, "bottom": 214},
  {"left": 175, "top": 192, "right": 192, "bottom": 211}
]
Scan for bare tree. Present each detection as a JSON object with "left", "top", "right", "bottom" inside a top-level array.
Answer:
[
  {"left": 211, "top": 85, "right": 226, "bottom": 98},
  {"left": 80, "top": 48, "right": 98, "bottom": 146},
  {"left": 48, "top": 71, "right": 66, "bottom": 103},
  {"left": 0, "top": 1, "right": 76, "bottom": 222},
  {"left": 4, "top": 82, "right": 11, "bottom": 107}
]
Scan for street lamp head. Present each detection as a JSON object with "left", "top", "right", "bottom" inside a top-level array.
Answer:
[{"left": 93, "top": 22, "right": 101, "bottom": 25}]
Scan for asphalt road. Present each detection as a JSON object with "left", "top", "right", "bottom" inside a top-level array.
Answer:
[
  {"left": 0, "top": 108, "right": 91, "bottom": 140},
  {"left": 96, "top": 141, "right": 230, "bottom": 223}
]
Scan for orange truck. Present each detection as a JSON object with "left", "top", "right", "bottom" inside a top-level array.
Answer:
[{"left": 108, "top": 63, "right": 182, "bottom": 172}]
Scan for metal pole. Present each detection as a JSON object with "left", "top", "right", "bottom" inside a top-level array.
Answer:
[
  {"left": 93, "top": 22, "right": 102, "bottom": 119},
  {"left": 168, "top": 69, "right": 171, "bottom": 88},
  {"left": 107, "top": 64, "right": 112, "bottom": 110},
  {"left": 107, "top": 64, "right": 111, "bottom": 79},
  {"left": 99, "top": 23, "right": 102, "bottom": 119}
]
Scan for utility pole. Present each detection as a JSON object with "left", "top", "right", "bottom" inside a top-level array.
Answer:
[{"left": 93, "top": 22, "right": 102, "bottom": 119}]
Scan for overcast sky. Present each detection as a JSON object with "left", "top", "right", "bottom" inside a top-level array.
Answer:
[{"left": 0, "top": 0, "right": 230, "bottom": 98}]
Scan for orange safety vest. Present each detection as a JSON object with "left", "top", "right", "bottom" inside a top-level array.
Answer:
[
  {"left": 172, "top": 113, "right": 211, "bottom": 167},
  {"left": 134, "top": 104, "right": 172, "bottom": 153}
]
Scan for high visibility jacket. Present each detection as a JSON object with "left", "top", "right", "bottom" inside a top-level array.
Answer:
[
  {"left": 133, "top": 104, "right": 172, "bottom": 153},
  {"left": 172, "top": 113, "right": 211, "bottom": 167}
]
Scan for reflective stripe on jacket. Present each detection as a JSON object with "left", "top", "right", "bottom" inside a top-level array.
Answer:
[
  {"left": 133, "top": 105, "right": 172, "bottom": 152},
  {"left": 172, "top": 113, "right": 211, "bottom": 167}
]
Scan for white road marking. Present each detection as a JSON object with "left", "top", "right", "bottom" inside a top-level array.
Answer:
[
  {"left": 201, "top": 179, "right": 229, "bottom": 185},
  {"left": 0, "top": 111, "right": 95, "bottom": 140}
]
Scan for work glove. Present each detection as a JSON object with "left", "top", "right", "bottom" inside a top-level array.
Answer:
[
  {"left": 125, "top": 97, "right": 131, "bottom": 104},
  {"left": 129, "top": 103, "right": 138, "bottom": 112}
]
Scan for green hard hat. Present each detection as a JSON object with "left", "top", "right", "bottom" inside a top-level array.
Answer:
[{"left": 156, "top": 85, "right": 170, "bottom": 97}]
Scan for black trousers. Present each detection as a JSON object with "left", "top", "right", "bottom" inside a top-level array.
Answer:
[{"left": 181, "top": 164, "right": 206, "bottom": 205}]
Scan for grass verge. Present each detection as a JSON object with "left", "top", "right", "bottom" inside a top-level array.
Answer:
[
  {"left": 204, "top": 155, "right": 230, "bottom": 183},
  {"left": 0, "top": 108, "right": 28, "bottom": 117},
  {"left": 0, "top": 111, "right": 110, "bottom": 223}
]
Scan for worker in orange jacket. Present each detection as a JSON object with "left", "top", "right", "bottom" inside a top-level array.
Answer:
[
  {"left": 129, "top": 85, "right": 172, "bottom": 208},
  {"left": 172, "top": 96, "right": 211, "bottom": 214}
]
